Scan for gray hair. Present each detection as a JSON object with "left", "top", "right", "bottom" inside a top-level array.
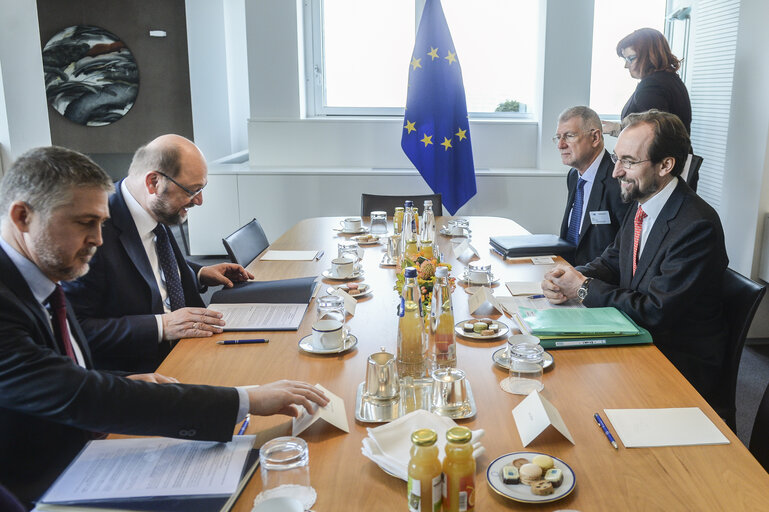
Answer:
[
  {"left": 0, "top": 146, "right": 114, "bottom": 221},
  {"left": 128, "top": 141, "right": 182, "bottom": 178},
  {"left": 558, "top": 106, "right": 602, "bottom": 133}
]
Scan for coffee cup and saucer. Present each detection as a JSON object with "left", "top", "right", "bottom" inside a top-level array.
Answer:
[
  {"left": 322, "top": 257, "right": 363, "bottom": 280},
  {"left": 298, "top": 319, "right": 358, "bottom": 354},
  {"left": 334, "top": 217, "right": 369, "bottom": 235}
]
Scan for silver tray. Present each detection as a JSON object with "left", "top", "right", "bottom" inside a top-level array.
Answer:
[{"left": 354, "top": 379, "right": 477, "bottom": 423}]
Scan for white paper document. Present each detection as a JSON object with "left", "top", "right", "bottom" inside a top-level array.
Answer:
[
  {"left": 531, "top": 256, "right": 555, "bottom": 265},
  {"left": 604, "top": 407, "right": 730, "bottom": 448},
  {"left": 41, "top": 436, "right": 255, "bottom": 503},
  {"left": 505, "top": 281, "right": 543, "bottom": 296},
  {"left": 260, "top": 250, "right": 320, "bottom": 261},
  {"left": 210, "top": 303, "right": 308, "bottom": 331},
  {"left": 292, "top": 384, "right": 349, "bottom": 436},
  {"left": 512, "top": 390, "right": 574, "bottom": 446}
]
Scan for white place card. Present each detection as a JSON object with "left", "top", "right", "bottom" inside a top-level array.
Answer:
[
  {"left": 604, "top": 407, "right": 729, "bottom": 448},
  {"left": 453, "top": 238, "right": 478, "bottom": 259},
  {"left": 512, "top": 390, "right": 574, "bottom": 447},
  {"left": 330, "top": 288, "right": 357, "bottom": 317},
  {"left": 468, "top": 287, "right": 503, "bottom": 315},
  {"left": 530, "top": 256, "right": 555, "bottom": 265},
  {"left": 505, "top": 281, "right": 543, "bottom": 296},
  {"left": 292, "top": 384, "right": 349, "bottom": 436}
]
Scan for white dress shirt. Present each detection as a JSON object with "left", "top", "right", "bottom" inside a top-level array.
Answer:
[{"left": 637, "top": 177, "right": 679, "bottom": 258}]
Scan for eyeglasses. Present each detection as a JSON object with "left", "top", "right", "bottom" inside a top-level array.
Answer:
[
  {"left": 622, "top": 54, "right": 637, "bottom": 65},
  {"left": 610, "top": 153, "right": 651, "bottom": 169},
  {"left": 552, "top": 129, "right": 597, "bottom": 144},
  {"left": 155, "top": 171, "right": 205, "bottom": 198}
]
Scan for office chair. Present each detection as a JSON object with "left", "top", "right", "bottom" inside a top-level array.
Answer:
[
  {"left": 750, "top": 380, "right": 769, "bottom": 472},
  {"left": 222, "top": 218, "right": 269, "bottom": 267},
  {"left": 684, "top": 154, "right": 703, "bottom": 193},
  {"left": 0, "top": 483, "right": 25, "bottom": 512},
  {"left": 360, "top": 193, "right": 443, "bottom": 217},
  {"left": 718, "top": 268, "right": 766, "bottom": 431}
]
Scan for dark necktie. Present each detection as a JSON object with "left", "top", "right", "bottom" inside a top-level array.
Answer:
[
  {"left": 632, "top": 206, "right": 647, "bottom": 276},
  {"left": 153, "top": 224, "right": 185, "bottom": 311},
  {"left": 48, "top": 284, "right": 77, "bottom": 362},
  {"left": 566, "top": 178, "right": 586, "bottom": 245}
]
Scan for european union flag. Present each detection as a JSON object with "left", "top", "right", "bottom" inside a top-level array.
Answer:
[{"left": 401, "top": 0, "right": 476, "bottom": 215}]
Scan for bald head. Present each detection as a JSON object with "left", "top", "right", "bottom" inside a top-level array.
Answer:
[{"left": 128, "top": 134, "right": 206, "bottom": 179}]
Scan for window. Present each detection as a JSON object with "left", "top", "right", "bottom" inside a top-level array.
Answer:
[
  {"left": 306, "top": 0, "right": 540, "bottom": 117},
  {"left": 589, "top": 0, "right": 667, "bottom": 117}
]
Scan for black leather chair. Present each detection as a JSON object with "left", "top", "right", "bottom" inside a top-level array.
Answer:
[
  {"left": 717, "top": 268, "right": 766, "bottom": 430},
  {"left": 360, "top": 193, "right": 443, "bottom": 217},
  {"left": 0, "top": 483, "right": 25, "bottom": 512},
  {"left": 685, "top": 154, "right": 703, "bottom": 193},
  {"left": 222, "top": 218, "right": 269, "bottom": 267},
  {"left": 750, "top": 379, "right": 769, "bottom": 472}
]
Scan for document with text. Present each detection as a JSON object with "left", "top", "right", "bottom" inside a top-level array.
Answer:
[
  {"left": 210, "top": 303, "right": 308, "bottom": 331},
  {"left": 40, "top": 436, "right": 255, "bottom": 503}
]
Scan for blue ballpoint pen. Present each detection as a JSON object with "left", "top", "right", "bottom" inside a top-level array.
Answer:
[
  {"left": 237, "top": 414, "right": 250, "bottom": 435},
  {"left": 594, "top": 412, "right": 618, "bottom": 449},
  {"left": 216, "top": 339, "right": 269, "bottom": 345}
]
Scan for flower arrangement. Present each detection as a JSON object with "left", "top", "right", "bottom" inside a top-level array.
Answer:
[{"left": 394, "top": 250, "right": 456, "bottom": 308}]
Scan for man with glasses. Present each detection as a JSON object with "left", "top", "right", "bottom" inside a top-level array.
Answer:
[
  {"left": 542, "top": 110, "right": 728, "bottom": 409},
  {"left": 555, "top": 106, "right": 629, "bottom": 265},
  {"left": 64, "top": 135, "right": 254, "bottom": 372}
]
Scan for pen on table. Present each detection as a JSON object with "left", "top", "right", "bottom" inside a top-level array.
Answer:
[
  {"left": 315, "top": 250, "right": 324, "bottom": 260},
  {"left": 237, "top": 414, "right": 250, "bottom": 435},
  {"left": 527, "top": 294, "right": 546, "bottom": 299},
  {"left": 216, "top": 339, "right": 269, "bottom": 345},
  {"left": 594, "top": 412, "right": 618, "bottom": 449}
]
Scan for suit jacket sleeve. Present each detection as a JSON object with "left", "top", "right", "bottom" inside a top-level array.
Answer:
[
  {"left": 0, "top": 290, "right": 239, "bottom": 441},
  {"left": 578, "top": 217, "right": 723, "bottom": 332}
]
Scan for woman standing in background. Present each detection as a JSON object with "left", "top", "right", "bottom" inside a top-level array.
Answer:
[{"left": 602, "top": 28, "right": 691, "bottom": 136}]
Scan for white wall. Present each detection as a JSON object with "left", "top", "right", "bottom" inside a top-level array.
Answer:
[
  {"left": 223, "top": 0, "right": 250, "bottom": 152},
  {"left": 0, "top": 0, "right": 50, "bottom": 171}
]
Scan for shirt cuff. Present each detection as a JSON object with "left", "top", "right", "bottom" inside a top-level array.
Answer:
[
  {"left": 155, "top": 315, "right": 164, "bottom": 342},
  {"left": 234, "top": 386, "right": 254, "bottom": 423}
]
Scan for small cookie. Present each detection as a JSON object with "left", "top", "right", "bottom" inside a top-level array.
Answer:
[
  {"left": 473, "top": 322, "right": 488, "bottom": 333},
  {"left": 531, "top": 480, "right": 554, "bottom": 496},
  {"left": 463, "top": 323, "right": 475, "bottom": 332},
  {"left": 532, "top": 455, "right": 554, "bottom": 473},
  {"left": 481, "top": 329, "right": 495, "bottom": 336},
  {"left": 501, "top": 465, "right": 519, "bottom": 484},
  {"left": 544, "top": 468, "right": 563, "bottom": 488},
  {"left": 512, "top": 458, "right": 529, "bottom": 469},
  {"left": 487, "top": 323, "right": 499, "bottom": 332},
  {"left": 519, "top": 463, "right": 542, "bottom": 485}
]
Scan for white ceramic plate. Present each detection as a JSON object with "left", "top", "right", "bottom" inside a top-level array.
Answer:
[
  {"left": 439, "top": 227, "right": 471, "bottom": 237},
  {"left": 333, "top": 226, "right": 370, "bottom": 234},
  {"left": 486, "top": 451, "right": 576, "bottom": 504},
  {"left": 298, "top": 333, "right": 358, "bottom": 354},
  {"left": 492, "top": 347, "right": 554, "bottom": 370},
  {"left": 322, "top": 269, "right": 364, "bottom": 281},
  {"left": 352, "top": 235, "right": 380, "bottom": 245},
  {"left": 327, "top": 282, "right": 372, "bottom": 298},
  {"left": 454, "top": 319, "right": 510, "bottom": 340}
]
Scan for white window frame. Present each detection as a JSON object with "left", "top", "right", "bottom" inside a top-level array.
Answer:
[{"left": 302, "top": 0, "right": 534, "bottom": 120}]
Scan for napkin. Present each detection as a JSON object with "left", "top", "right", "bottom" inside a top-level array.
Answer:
[{"left": 360, "top": 410, "right": 485, "bottom": 481}]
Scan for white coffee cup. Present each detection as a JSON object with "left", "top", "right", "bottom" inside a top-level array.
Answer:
[
  {"left": 468, "top": 261, "right": 492, "bottom": 284},
  {"left": 330, "top": 257, "right": 354, "bottom": 277},
  {"left": 449, "top": 219, "right": 470, "bottom": 236},
  {"left": 312, "top": 319, "right": 345, "bottom": 349},
  {"left": 340, "top": 217, "right": 362, "bottom": 232}
]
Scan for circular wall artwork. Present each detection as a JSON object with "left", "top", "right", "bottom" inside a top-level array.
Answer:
[{"left": 42, "top": 25, "right": 139, "bottom": 126}]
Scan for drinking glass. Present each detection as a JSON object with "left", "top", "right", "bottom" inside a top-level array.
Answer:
[
  {"left": 255, "top": 437, "right": 316, "bottom": 510},
  {"left": 316, "top": 294, "right": 346, "bottom": 325},
  {"left": 369, "top": 211, "right": 388, "bottom": 234},
  {"left": 338, "top": 240, "right": 361, "bottom": 263},
  {"left": 503, "top": 342, "right": 544, "bottom": 395}
]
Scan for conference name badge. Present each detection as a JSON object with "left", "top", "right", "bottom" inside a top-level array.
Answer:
[{"left": 589, "top": 211, "right": 611, "bottom": 225}]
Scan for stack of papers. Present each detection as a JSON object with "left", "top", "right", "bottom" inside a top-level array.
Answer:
[{"left": 604, "top": 408, "right": 729, "bottom": 448}]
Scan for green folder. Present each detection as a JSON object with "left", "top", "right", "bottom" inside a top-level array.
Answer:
[{"left": 521, "top": 307, "right": 640, "bottom": 337}]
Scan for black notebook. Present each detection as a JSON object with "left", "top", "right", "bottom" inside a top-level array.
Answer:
[
  {"left": 489, "top": 234, "right": 575, "bottom": 259},
  {"left": 210, "top": 276, "right": 317, "bottom": 305}
]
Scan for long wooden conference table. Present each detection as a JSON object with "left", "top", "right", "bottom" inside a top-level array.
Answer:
[{"left": 158, "top": 216, "right": 769, "bottom": 511}]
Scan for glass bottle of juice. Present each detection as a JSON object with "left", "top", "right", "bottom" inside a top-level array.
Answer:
[
  {"left": 394, "top": 207, "right": 405, "bottom": 234},
  {"left": 420, "top": 200, "right": 436, "bottom": 253},
  {"left": 442, "top": 426, "right": 475, "bottom": 512},
  {"left": 397, "top": 267, "right": 427, "bottom": 379},
  {"left": 429, "top": 266, "right": 456, "bottom": 369},
  {"left": 408, "top": 429, "right": 442, "bottom": 512},
  {"left": 400, "top": 201, "right": 419, "bottom": 263}
]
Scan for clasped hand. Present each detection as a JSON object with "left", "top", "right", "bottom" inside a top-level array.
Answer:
[
  {"left": 541, "top": 264, "right": 586, "bottom": 303},
  {"left": 162, "top": 307, "right": 225, "bottom": 340},
  {"left": 198, "top": 263, "right": 254, "bottom": 288}
]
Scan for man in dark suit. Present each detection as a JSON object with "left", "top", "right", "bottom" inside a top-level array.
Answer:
[
  {"left": 0, "top": 147, "right": 328, "bottom": 507},
  {"left": 556, "top": 106, "right": 630, "bottom": 266},
  {"left": 63, "top": 135, "right": 254, "bottom": 372},
  {"left": 542, "top": 110, "right": 728, "bottom": 409}
]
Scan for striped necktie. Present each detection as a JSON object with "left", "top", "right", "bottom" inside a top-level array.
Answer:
[
  {"left": 153, "top": 224, "right": 186, "bottom": 311},
  {"left": 566, "top": 178, "right": 586, "bottom": 245}
]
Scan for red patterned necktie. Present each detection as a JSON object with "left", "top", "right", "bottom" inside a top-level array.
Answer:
[
  {"left": 632, "top": 206, "right": 647, "bottom": 275},
  {"left": 49, "top": 284, "right": 77, "bottom": 362}
]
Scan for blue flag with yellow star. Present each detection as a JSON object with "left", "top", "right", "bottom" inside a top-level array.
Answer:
[{"left": 401, "top": 0, "right": 476, "bottom": 215}]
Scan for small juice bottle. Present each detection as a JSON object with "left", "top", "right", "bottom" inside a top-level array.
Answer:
[
  {"left": 443, "top": 426, "right": 475, "bottom": 512},
  {"left": 429, "top": 266, "right": 457, "bottom": 369},
  {"left": 394, "top": 207, "right": 405, "bottom": 233},
  {"left": 408, "top": 429, "right": 442, "bottom": 512}
]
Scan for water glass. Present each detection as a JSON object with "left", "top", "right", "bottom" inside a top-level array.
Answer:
[
  {"left": 467, "top": 261, "right": 493, "bottom": 285},
  {"left": 337, "top": 240, "right": 361, "bottom": 263},
  {"left": 369, "top": 211, "right": 388, "bottom": 234},
  {"left": 504, "top": 342, "right": 544, "bottom": 395},
  {"left": 316, "top": 294, "right": 346, "bottom": 325},
  {"left": 255, "top": 437, "right": 316, "bottom": 510}
]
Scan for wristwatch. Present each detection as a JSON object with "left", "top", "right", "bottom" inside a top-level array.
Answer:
[{"left": 577, "top": 278, "right": 593, "bottom": 302}]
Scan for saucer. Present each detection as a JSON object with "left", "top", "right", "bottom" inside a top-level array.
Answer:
[
  {"left": 487, "top": 451, "right": 576, "bottom": 503},
  {"left": 352, "top": 234, "right": 380, "bottom": 245},
  {"left": 322, "top": 269, "right": 364, "bottom": 280},
  {"left": 333, "top": 226, "right": 370, "bottom": 235},
  {"left": 492, "top": 347, "right": 554, "bottom": 370},
  {"left": 454, "top": 319, "right": 510, "bottom": 340},
  {"left": 439, "top": 227, "right": 471, "bottom": 237},
  {"left": 460, "top": 273, "right": 500, "bottom": 286},
  {"left": 327, "top": 282, "right": 372, "bottom": 298},
  {"left": 298, "top": 333, "right": 358, "bottom": 354}
]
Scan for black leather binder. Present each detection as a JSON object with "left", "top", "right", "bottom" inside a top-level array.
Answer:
[{"left": 489, "top": 234, "right": 575, "bottom": 259}]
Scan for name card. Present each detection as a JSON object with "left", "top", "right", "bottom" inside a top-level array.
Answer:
[
  {"left": 512, "top": 390, "right": 574, "bottom": 447},
  {"left": 468, "top": 287, "right": 504, "bottom": 315},
  {"left": 293, "top": 384, "right": 349, "bottom": 436}
]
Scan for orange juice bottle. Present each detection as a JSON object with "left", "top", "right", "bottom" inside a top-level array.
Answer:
[
  {"left": 394, "top": 207, "right": 405, "bottom": 233},
  {"left": 442, "top": 426, "right": 475, "bottom": 512},
  {"left": 429, "top": 266, "right": 456, "bottom": 369},
  {"left": 408, "top": 429, "right": 442, "bottom": 512},
  {"left": 397, "top": 267, "right": 427, "bottom": 379}
]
